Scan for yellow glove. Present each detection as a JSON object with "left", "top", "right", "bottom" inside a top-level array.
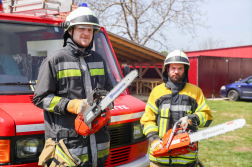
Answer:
[
  {"left": 151, "top": 139, "right": 163, "bottom": 151},
  {"left": 67, "top": 99, "right": 88, "bottom": 114}
]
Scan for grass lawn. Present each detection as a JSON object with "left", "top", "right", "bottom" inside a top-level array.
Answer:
[{"left": 198, "top": 100, "right": 252, "bottom": 167}]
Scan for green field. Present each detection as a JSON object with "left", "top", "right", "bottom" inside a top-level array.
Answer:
[{"left": 198, "top": 100, "right": 252, "bottom": 167}]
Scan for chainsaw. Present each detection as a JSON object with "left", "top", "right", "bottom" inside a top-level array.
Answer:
[
  {"left": 75, "top": 70, "right": 138, "bottom": 137},
  {"left": 152, "top": 117, "right": 246, "bottom": 157}
]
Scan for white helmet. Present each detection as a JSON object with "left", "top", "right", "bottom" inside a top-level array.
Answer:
[
  {"left": 65, "top": 3, "right": 100, "bottom": 34},
  {"left": 164, "top": 50, "right": 190, "bottom": 70}
]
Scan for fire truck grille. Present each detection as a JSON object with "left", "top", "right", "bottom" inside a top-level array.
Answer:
[
  {"left": 105, "top": 146, "right": 131, "bottom": 166},
  {"left": 28, "top": 95, "right": 34, "bottom": 102},
  {"left": 109, "top": 123, "right": 132, "bottom": 148}
]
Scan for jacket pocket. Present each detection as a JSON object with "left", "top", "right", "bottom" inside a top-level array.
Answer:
[
  {"left": 95, "top": 75, "right": 105, "bottom": 89},
  {"left": 67, "top": 77, "right": 85, "bottom": 99},
  {"left": 155, "top": 94, "right": 172, "bottom": 111},
  {"left": 51, "top": 114, "right": 78, "bottom": 139},
  {"left": 157, "top": 108, "right": 170, "bottom": 138},
  {"left": 58, "top": 78, "right": 68, "bottom": 95}
]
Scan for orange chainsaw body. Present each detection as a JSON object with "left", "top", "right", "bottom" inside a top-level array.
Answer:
[
  {"left": 75, "top": 109, "right": 111, "bottom": 136},
  {"left": 152, "top": 128, "right": 197, "bottom": 157}
]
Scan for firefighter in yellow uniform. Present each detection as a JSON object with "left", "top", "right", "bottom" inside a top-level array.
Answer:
[{"left": 140, "top": 50, "right": 213, "bottom": 167}]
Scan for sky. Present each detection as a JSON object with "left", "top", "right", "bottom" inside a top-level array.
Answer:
[
  {"left": 73, "top": 0, "right": 252, "bottom": 52},
  {"left": 165, "top": 0, "right": 252, "bottom": 52}
]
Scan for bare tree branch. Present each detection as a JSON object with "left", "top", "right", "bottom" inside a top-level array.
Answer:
[
  {"left": 120, "top": 0, "right": 133, "bottom": 41},
  {"left": 85, "top": 0, "right": 207, "bottom": 51},
  {"left": 137, "top": 1, "right": 153, "bottom": 19},
  {"left": 198, "top": 37, "right": 225, "bottom": 50},
  {"left": 149, "top": 37, "right": 170, "bottom": 51}
]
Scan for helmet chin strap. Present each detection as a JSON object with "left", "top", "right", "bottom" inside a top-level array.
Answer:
[{"left": 70, "top": 28, "right": 86, "bottom": 49}]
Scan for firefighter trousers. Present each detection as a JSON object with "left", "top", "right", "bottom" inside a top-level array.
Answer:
[{"left": 150, "top": 161, "right": 198, "bottom": 167}]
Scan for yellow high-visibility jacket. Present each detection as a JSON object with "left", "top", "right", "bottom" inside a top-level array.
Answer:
[{"left": 140, "top": 82, "right": 213, "bottom": 166}]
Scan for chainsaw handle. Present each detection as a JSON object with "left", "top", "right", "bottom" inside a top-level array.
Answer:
[
  {"left": 166, "top": 120, "right": 181, "bottom": 149},
  {"left": 182, "top": 116, "right": 189, "bottom": 132},
  {"left": 87, "top": 88, "right": 108, "bottom": 106},
  {"left": 82, "top": 103, "right": 101, "bottom": 129},
  {"left": 165, "top": 116, "right": 189, "bottom": 149}
]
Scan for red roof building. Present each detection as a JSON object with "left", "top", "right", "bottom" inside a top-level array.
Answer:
[{"left": 186, "top": 45, "right": 252, "bottom": 98}]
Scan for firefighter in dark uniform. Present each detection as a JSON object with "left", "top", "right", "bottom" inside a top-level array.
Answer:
[
  {"left": 33, "top": 4, "right": 112, "bottom": 167},
  {"left": 140, "top": 50, "right": 213, "bottom": 167}
]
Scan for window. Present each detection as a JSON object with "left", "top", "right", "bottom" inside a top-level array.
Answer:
[
  {"left": 247, "top": 77, "right": 252, "bottom": 83},
  {"left": 0, "top": 22, "right": 121, "bottom": 94}
]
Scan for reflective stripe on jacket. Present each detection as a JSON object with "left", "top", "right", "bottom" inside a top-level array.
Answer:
[
  {"left": 140, "top": 82, "right": 213, "bottom": 165},
  {"left": 33, "top": 38, "right": 112, "bottom": 166}
]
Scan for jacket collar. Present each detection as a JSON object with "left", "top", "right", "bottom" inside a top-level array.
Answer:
[
  {"left": 65, "top": 38, "right": 92, "bottom": 57},
  {"left": 163, "top": 68, "right": 188, "bottom": 93},
  {"left": 165, "top": 77, "right": 187, "bottom": 93}
]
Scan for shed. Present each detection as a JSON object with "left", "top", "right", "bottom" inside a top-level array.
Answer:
[
  {"left": 107, "top": 31, "right": 166, "bottom": 78},
  {"left": 186, "top": 45, "right": 252, "bottom": 58},
  {"left": 186, "top": 45, "right": 252, "bottom": 98},
  {"left": 107, "top": 31, "right": 166, "bottom": 95}
]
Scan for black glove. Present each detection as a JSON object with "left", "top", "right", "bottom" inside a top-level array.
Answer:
[
  {"left": 187, "top": 114, "right": 200, "bottom": 132},
  {"left": 87, "top": 88, "right": 108, "bottom": 106},
  {"left": 146, "top": 132, "right": 160, "bottom": 147}
]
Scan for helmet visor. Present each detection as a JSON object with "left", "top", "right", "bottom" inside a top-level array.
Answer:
[
  {"left": 75, "top": 24, "right": 99, "bottom": 30},
  {"left": 70, "top": 15, "right": 99, "bottom": 26},
  {"left": 164, "top": 56, "right": 189, "bottom": 65}
]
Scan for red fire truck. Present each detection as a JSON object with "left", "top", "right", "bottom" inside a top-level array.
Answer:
[{"left": 0, "top": 1, "right": 149, "bottom": 166}]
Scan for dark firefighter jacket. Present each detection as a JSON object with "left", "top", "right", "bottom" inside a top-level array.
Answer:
[
  {"left": 140, "top": 74, "right": 213, "bottom": 166},
  {"left": 33, "top": 38, "right": 112, "bottom": 167}
]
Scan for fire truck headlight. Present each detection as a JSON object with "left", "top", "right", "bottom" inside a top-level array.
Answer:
[
  {"left": 133, "top": 124, "right": 144, "bottom": 139},
  {"left": 16, "top": 138, "right": 44, "bottom": 158}
]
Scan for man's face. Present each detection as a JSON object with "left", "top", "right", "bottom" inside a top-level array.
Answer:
[
  {"left": 68, "top": 25, "right": 93, "bottom": 47},
  {"left": 167, "top": 63, "right": 185, "bottom": 83}
]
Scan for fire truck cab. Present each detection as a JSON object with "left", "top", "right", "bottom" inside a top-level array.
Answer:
[{"left": 0, "top": 1, "right": 149, "bottom": 166}]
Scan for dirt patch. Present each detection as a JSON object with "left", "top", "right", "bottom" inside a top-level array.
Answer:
[
  {"left": 245, "top": 124, "right": 251, "bottom": 127},
  {"left": 233, "top": 147, "right": 252, "bottom": 152},
  {"left": 209, "top": 135, "right": 243, "bottom": 142},
  {"left": 220, "top": 113, "right": 244, "bottom": 118},
  {"left": 212, "top": 110, "right": 217, "bottom": 113}
]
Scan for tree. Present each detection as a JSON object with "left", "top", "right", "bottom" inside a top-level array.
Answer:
[
  {"left": 197, "top": 37, "right": 225, "bottom": 50},
  {"left": 84, "top": 0, "right": 207, "bottom": 51},
  {"left": 161, "top": 51, "right": 168, "bottom": 55}
]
